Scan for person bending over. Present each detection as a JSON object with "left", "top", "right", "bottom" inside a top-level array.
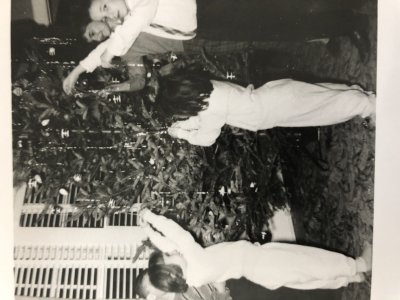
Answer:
[
  {"left": 138, "top": 209, "right": 372, "bottom": 293},
  {"left": 153, "top": 69, "right": 375, "bottom": 146}
]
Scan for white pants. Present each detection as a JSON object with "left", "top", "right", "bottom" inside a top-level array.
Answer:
[
  {"left": 253, "top": 79, "right": 376, "bottom": 129},
  {"left": 242, "top": 242, "right": 365, "bottom": 290}
]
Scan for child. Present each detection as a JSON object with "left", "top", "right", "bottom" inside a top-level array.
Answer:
[
  {"left": 154, "top": 70, "right": 376, "bottom": 147},
  {"left": 139, "top": 209, "right": 372, "bottom": 292},
  {"left": 63, "top": 0, "right": 197, "bottom": 94}
]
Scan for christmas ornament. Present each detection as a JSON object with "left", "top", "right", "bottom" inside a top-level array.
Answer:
[
  {"left": 60, "top": 129, "right": 70, "bottom": 138},
  {"left": 110, "top": 95, "right": 121, "bottom": 103},
  {"left": 12, "top": 87, "right": 23, "bottom": 96},
  {"left": 108, "top": 199, "right": 116, "bottom": 208},
  {"left": 218, "top": 186, "right": 226, "bottom": 196},
  {"left": 48, "top": 47, "right": 56, "bottom": 56},
  {"left": 27, "top": 178, "right": 38, "bottom": 188},
  {"left": 59, "top": 188, "right": 68, "bottom": 196},
  {"left": 34, "top": 175, "right": 42, "bottom": 184},
  {"left": 170, "top": 53, "right": 178, "bottom": 61},
  {"left": 73, "top": 174, "right": 82, "bottom": 182},
  {"left": 52, "top": 206, "right": 63, "bottom": 214},
  {"left": 41, "top": 119, "right": 50, "bottom": 126},
  {"left": 226, "top": 72, "right": 236, "bottom": 80}
]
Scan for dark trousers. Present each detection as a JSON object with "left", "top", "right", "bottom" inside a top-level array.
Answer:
[{"left": 197, "top": 0, "right": 365, "bottom": 42}]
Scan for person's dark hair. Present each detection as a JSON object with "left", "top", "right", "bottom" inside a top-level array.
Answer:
[
  {"left": 149, "top": 250, "right": 165, "bottom": 267},
  {"left": 148, "top": 263, "right": 189, "bottom": 293},
  {"left": 147, "top": 250, "right": 189, "bottom": 293},
  {"left": 155, "top": 69, "right": 214, "bottom": 120}
]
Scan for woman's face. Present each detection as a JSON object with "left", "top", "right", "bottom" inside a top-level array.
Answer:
[
  {"left": 84, "top": 21, "right": 111, "bottom": 42},
  {"left": 89, "top": 0, "right": 129, "bottom": 23}
]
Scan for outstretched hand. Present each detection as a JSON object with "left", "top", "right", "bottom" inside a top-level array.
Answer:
[
  {"left": 168, "top": 127, "right": 180, "bottom": 138},
  {"left": 63, "top": 72, "right": 79, "bottom": 95},
  {"left": 63, "top": 65, "right": 85, "bottom": 95}
]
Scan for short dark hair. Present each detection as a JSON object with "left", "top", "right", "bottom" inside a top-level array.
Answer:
[
  {"left": 156, "top": 69, "right": 214, "bottom": 120},
  {"left": 148, "top": 263, "right": 189, "bottom": 293},
  {"left": 149, "top": 250, "right": 165, "bottom": 267}
]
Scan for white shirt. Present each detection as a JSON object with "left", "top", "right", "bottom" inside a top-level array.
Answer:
[{"left": 80, "top": 0, "right": 197, "bottom": 72}]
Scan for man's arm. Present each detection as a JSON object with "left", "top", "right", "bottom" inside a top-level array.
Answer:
[
  {"left": 62, "top": 41, "right": 111, "bottom": 94},
  {"left": 141, "top": 209, "right": 197, "bottom": 247}
]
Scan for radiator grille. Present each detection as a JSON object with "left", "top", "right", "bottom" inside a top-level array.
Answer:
[
  {"left": 19, "top": 212, "right": 105, "bottom": 228},
  {"left": 108, "top": 212, "right": 138, "bottom": 226},
  {"left": 14, "top": 245, "right": 150, "bottom": 299},
  {"left": 21, "top": 183, "right": 141, "bottom": 228}
]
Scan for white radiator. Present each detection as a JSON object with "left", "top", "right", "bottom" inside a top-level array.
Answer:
[{"left": 14, "top": 184, "right": 148, "bottom": 300}]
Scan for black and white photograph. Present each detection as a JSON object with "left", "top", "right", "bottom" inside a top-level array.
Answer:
[{"left": 4, "top": 0, "right": 400, "bottom": 300}]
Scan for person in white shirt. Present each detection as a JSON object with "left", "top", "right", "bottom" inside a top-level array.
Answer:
[
  {"left": 63, "top": 0, "right": 197, "bottom": 94},
  {"left": 139, "top": 209, "right": 372, "bottom": 294},
  {"left": 154, "top": 69, "right": 376, "bottom": 147}
]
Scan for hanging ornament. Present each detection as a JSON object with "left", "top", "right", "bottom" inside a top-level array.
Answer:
[
  {"left": 51, "top": 205, "right": 63, "bottom": 214},
  {"left": 41, "top": 119, "right": 50, "bottom": 126},
  {"left": 218, "top": 186, "right": 227, "bottom": 196},
  {"left": 48, "top": 47, "right": 56, "bottom": 56},
  {"left": 226, "top": 72, "right": 236, "bottom": 80},
  {"left": 60, "top": 129, "right": 70, "bottom": 138},
  {"left": 17, "top": 140, "right": 23, "bottom": 148},
  {"left": 110, "top": 95, "right": 121, "bottom": 103},
  {"left": 149, "top": 158, "right": 155, "bottom": 165},
  {"left": 108, "top": 199, "right": 116, "bottom": 208},
  {"left": 12, "top": 87, "right": 23, "bottom": 96},
  {"left": 110, "top": 77, "right": 120, "bottom": 84},
  {"left": 170, "top": 52, "right": 178, "bottom": 62},
  {"left": 59, "top": 188, "right": 69, "bottom": 196},
  {"left": 73, "top": 174, "right": 82, "bottom": 182},
  {"left": 27, "top": 178, "right": 38, "bottom": 188},
  {"left": 34, "top": 175, "right": 42, "bottom": 184}
]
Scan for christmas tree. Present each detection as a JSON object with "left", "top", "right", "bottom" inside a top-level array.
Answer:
[{"left": 13, "top": 37, "right": 294, "bottom": 246}]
